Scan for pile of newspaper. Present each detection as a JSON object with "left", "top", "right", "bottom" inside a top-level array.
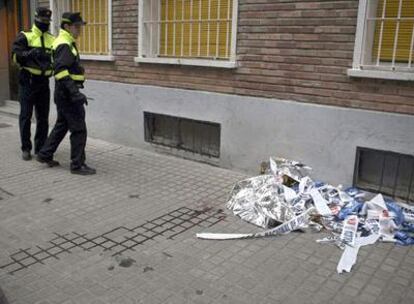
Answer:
[{"left": 196, "top": 157, "right": 414, "bottom": 273}]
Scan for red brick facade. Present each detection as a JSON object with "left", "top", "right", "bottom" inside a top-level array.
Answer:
[{"left": 42, "top": 0, "right": 414, "bottom": 115}]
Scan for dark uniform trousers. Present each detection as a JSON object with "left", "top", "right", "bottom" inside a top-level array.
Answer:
[
  {"left": 39, "top": 81, "right": 86, "bottom": 169},
  {"left": 18, "top": 69, "right": 50, "bottom": 154}
]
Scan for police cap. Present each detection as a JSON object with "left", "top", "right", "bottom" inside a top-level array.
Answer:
[
  {"left": 35, "top": 7, "right": 52, "bottom": 23},
  {"left": 61, "top": 12, "right": 87, "bottom": 26}
]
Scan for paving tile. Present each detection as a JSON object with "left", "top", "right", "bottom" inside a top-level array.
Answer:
[{"left": 0, "top": 113, "right": 414, "bottom": 304}]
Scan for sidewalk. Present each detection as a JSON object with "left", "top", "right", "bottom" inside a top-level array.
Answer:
[{"left": 0, "top": 112, "right": 414, "bottom": 304}]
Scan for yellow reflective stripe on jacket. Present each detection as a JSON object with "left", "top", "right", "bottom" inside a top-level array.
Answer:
[
  {"left": 70, "top": 74, "right": 85, "bottom": 81},
  {"left": 55, "top": 70, "right": 70, "bottom": 80},
  {"left": 22, "top": 67, "right": 53, "bottom": 76},
  {"left": 12, "top": 53, "right": 17, "bottom": 64},
  {"left": 54, "top": 70, "right": 85, "bottom": 81}
]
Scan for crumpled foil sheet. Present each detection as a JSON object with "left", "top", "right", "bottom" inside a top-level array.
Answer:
[
  {"left": 269, "top": 157, "right": 312, "bottom": 183},
  {"left": 202, "top": 155, "right": 414, "bottom": 274},
  {"left": 226, "top": 158, "right": 312, "bottom": 229},
  {"left": 226, "top": 175, "right": 296, "bottom": 228}
]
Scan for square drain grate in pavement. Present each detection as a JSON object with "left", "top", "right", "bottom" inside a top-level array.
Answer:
[{"left": 0, "top": 206, "right": 225, "bottom": 274}]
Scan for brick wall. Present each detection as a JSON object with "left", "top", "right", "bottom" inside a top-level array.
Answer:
[{"left": 42, "top": 0, "right": 414, "bottom": 115}]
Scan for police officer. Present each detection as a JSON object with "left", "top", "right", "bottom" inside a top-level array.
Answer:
[
  {"left": 37, "top": 12, "right": 96, "bottom": 175},
  {"left": 11, "top": 7, "right": 54, "bottom": 161}
]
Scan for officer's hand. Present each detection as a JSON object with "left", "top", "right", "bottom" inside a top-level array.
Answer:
[{"left": 72, "top": 92, "right": 88, "bottom": 105}]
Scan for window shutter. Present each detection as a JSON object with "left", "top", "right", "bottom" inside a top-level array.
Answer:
[
  {"left": 372, "top": 0, "right": 414, "bottom": 62},
  {"left": 160, "top": 0, "right": 232, "bottom": 59},
  {"left": 62, "top": 0, "right": 109, "bottom": 55}
]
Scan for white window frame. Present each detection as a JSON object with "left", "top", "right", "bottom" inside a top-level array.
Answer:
[
  {"left": 135, "top": 0, "right": 238, "bottom": 68},
  {"left": 348, "top": 0, "right": 414, "bottom": 81},
  {"left": 49, "top": 0, "right": 114, "bottom": 61}
]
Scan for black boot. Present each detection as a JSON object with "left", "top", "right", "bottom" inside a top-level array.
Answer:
[
  {"left": 22, "top": 151, "right": 32, "bottom": 161},
  {"left": 71, "top": 164, "right": 96, "bottom": 175},
  {"left": 36, "top": 155, "right": 60, "bottom": 167}
]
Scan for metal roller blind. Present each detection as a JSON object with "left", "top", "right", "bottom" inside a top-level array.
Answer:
[
  {"left": 59, "top": 0, "right": 109, "bottom": 55},
  {"left": 159, "top": 0, "right": 232, "bottom": 59},
  {"left": 372, "top": 0, "right": 414, "bottom": 63}
]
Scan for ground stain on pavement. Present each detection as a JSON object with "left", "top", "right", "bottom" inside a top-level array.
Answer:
[
  {"left": 162, "top": 252, "right": 173, "bottom": 258},
  {"left": 0, "top": 206, "right": 225, "bottom": 275},
  {"left": 115, "top": 256, "right": 136, "bottom": 268},
  {"left": 42, "top": 198, "right": 53, "bottom": 203},
  {"left": 143, "top": 266, "right": 154, "bottom": 273},
  {"left": 196, "top": 290, "right": 203, "bottom": 295},
  {"left": 128, "top": 194, "right": 140, "bottom": 199}
]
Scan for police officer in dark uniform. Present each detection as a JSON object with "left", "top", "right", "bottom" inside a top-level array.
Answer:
[
  {"left": 37, "top": 12, "right": 96, "bottom": 175},
  {"left": 11, "top": 7, "right": 54, "bottom": 161}
]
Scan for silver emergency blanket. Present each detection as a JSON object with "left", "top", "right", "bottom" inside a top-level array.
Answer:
[
  {"left": 197, "top": 207, "right": 315, "bottom": 240},
  {"left": 197, "top": 156, "right": 414, "bottom": 274},
  {"left": 226, "top": 175, "right": 295, "bottom": 228},
  {"left": 226, "top": 158, "right": 312, "bottom": 228}
]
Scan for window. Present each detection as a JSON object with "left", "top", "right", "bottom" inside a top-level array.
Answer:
[
  {"left": 144, "top": 112, "right": 221, "bottom": 157},
  {"left": 136, "top": 0, "right": 238, "bottom": 68},
  {"left": 353, "top": 147, "right": 414, "bottom": 203},
  {"left": 50, "top": 0, "right": 113, "bottom": 60},
  {"left": 349, "top": 0, "right": 414, "bottom": 80}
]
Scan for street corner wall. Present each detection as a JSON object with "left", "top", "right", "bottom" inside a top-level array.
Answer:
[{"left": 82, "top": 80, "right": 414, "bottom": 186}]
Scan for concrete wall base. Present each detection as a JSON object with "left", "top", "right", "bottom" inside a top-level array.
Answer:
[{"left": 75, "top": 80, "right": 414, "bottom": 185}]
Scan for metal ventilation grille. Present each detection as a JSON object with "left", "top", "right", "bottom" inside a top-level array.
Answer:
[
  {"left": 144, "top": 112, "right": 221, "bottom": 158},
  {"left": 353, "top": 147, "right": 414, "bottom": 203}
]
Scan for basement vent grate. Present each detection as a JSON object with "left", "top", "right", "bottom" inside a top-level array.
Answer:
[
  {"left": 353, "top": 147, "right": 414, "bottom": 204},
  {"left": 144, "top": 112, "right": 220, "bottom": 158}
]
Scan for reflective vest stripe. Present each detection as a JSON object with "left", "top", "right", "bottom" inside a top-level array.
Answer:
[
  {"left": 70, "top": 74, "right": 85, "bottom": 81},
  {"left": 22, "top": 67, "right": 53, "bottom": 76},
  {"left": 54, "top": 69, "right": 85, "bottom": 81},
  {"left": 55, "top": 69, "right": 70, "bottom": 80}
]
